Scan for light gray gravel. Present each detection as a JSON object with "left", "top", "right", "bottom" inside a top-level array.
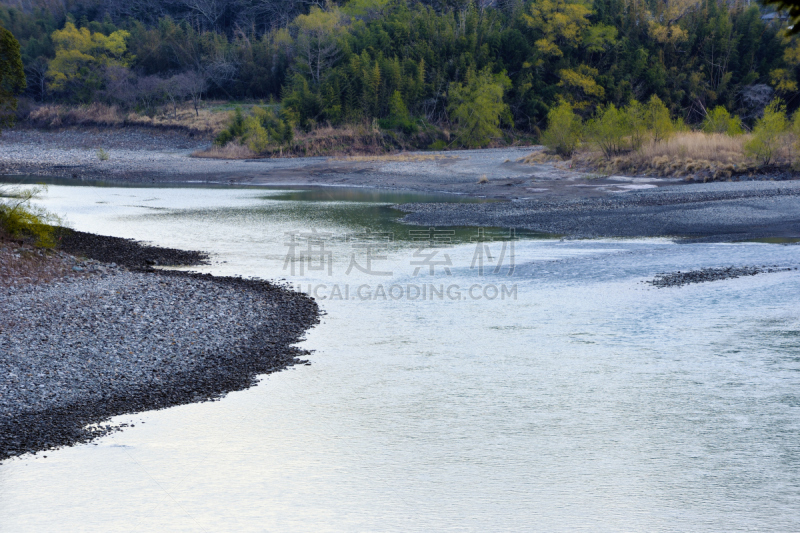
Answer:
[{"left": 2, "top": 270, "right": 268, "bottom": 415}]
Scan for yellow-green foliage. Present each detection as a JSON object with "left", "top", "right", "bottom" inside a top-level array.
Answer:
[
  {"left": 624, "top": 99, "right": 647, "bottom": 151},
  {"left": 522, "top": 0, "right": 615, "bottom": 109},
  {"left": 541, "top": 100, "right": 582, "bottom": 156},
  {"left": 0, "top": 186, "right": 61, "bottom": 247},
  {"left": 341, "top": 0, "right": 389, "bottom": 19},
  {"left": 292, "top": 7, "right": 346, "bottom": 84},
  {"left": 745, "top": 101, "right": 788, "bottom": 166},
  {"left": 47, "top": 22, "right": 130, "bottom": 93},
  {"left": 702, "top": 106, "right": 743, "bottom": 135},
  {"left": 645, "top": 95, "right": 674, "bottom": 142},
  {"left": 448, "top": 68, "right": 513, "bottom": 148},
  {"left": 585, "top": 103, "right": 629, "bottom": 159}
]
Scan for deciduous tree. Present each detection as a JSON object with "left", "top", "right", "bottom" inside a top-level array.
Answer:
[
  {"left": 293, "top": 7, "right": 345, "bottom": 86},
  {"left": 447, "top": 68, "right": 512, "bottom": 148},
  {"left": 46, "top": 22, "right": 130, "bottom": 100}
]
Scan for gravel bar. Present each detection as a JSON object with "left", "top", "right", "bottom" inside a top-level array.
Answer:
[
  {"left": 58, "top": 228, "right": 208, "bottom": 269},
  {"left": 398, "top": 180, "right": 800, "bottom": 241},
  {"left": 647, "top": 265, "right": 797, "bottom": 288},
  {"left": 0, "top": 235, "right": 319, "bottom": 461}
]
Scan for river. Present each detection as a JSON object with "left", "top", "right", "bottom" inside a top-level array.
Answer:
[{"left": 1, "top": 182, "right": 799, "bottom": 532}]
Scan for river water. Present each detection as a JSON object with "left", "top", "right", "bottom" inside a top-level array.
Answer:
[{"left": 1, "top": 183, "right": 800, "bottom": 532}]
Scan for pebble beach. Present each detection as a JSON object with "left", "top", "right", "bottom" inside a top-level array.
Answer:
[{"left": 0, "top": 231, "right": 319, "bottom": 460}]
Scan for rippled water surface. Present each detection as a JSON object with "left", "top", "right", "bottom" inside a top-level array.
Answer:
[{"left": 1, "top": 184, "right": 800, "bottom": 532}]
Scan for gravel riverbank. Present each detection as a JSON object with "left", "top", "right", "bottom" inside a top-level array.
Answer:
[{"left": 0, "top": 234, "right": 319, "bottom": 461}]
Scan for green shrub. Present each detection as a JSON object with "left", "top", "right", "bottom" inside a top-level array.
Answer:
[
  {"left": 214, "top": 107, "right": 246, "bottom": 146},
  {"left": 281, "top": 74, "right": 322, "bottom": 131},
  {"left": 645, "top": 95, "right": 674, "bottom": 143},
  {"left": 744, "top": 101, "right": 788, "bottom": 166},
  {"left": 0, "top": 185, "right": 61, "bottom": 247},
  {"left": 702, "top": 106, "right": 743, "bottom": 135},
  {"left": 378, "top": 90, "right": 417, "bottom": 134},
  {"left": 215, "top": 106, "right": 294, "bottom": 153},
  {"left": 585, "top": 104, "right": 630, "bottom": 159},
  {"left": 96, "top": 148, "right": 109, "bottom": 161},
  {"left": 447, "top": 68, "right": 513, "bottom": 148},
  {"left": 541, "top": 100, "right": 581, "bottom": 157},
  {"left": 624, "top": 99, "right": 647, "bottom": 151}
]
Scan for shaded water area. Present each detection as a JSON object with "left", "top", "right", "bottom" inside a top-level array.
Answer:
[{"left": 2, "top": 182, "right": 800, "bottom": 531}]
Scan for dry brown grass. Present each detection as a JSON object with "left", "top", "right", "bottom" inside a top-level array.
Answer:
[
  {"left": 605, "top": 132, "right": 755, "bottom": 180},
  {"left": 637, "top": 132, "right": 748, "bottom": 165},
  {"left": 28, "top": 103, "right": 123, "bottom": 127},
  {"left": 287, "top": 123, "right": 387, "bottom": 157},
  {"left": 546, "top": 131, "right": 797, "bottom": 181},
  {"left": 126, "top": 106, "right": 230, "bottom": 135},
  {"left": 518, "top": 150, "right": 563, "bottom": 165},
  {"left": 24, "top": 103, "right": 230, "bottom": 136}
]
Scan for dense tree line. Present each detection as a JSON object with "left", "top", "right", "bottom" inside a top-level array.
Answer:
[{"left": 1, "top": 0, "right": 799, "bottom": 146}]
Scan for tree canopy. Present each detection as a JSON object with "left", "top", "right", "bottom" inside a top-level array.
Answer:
[{"left": 1, "top": 0, "right": 799, "bottom": 145}]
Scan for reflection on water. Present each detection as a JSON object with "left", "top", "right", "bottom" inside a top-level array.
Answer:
[{"left": 1, "top": 184, "right": 799, "bottom": 532}]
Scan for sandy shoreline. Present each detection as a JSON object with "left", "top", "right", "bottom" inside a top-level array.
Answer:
[{"left": 2, "top": 127, "right": 800, "bottom": 241}]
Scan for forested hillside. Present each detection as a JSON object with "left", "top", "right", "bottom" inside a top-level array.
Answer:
[{"left": 1, "top": 0, "right": 798, "bottom": 148}]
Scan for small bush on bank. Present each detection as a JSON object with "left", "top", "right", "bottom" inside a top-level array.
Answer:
[
  {"left": 378, "top": 91, "right": 417, "bottom": 134},
  {"left": 645, "top": 95, "right": 675, "bottom": 143},
  {"left": 585, "top": 104, "right": 630, "bottom": 159},
  {"left": 0, "top": 186, "right": 61, "bottom": 247},
  {"left": 703, "top": 106, "right": 744, "bottom": 136},
  {"left": 744, "top": 101, "right": 788, "bottom": 166},
  {"left": 541, "top": 101, "right": 582, "bottom": 157},
  {"left": 214, "top": 106, "right": 295, "bottom": 153},
  {"left": 625, "top": 100, "right": 648, "bottom": 152}
]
